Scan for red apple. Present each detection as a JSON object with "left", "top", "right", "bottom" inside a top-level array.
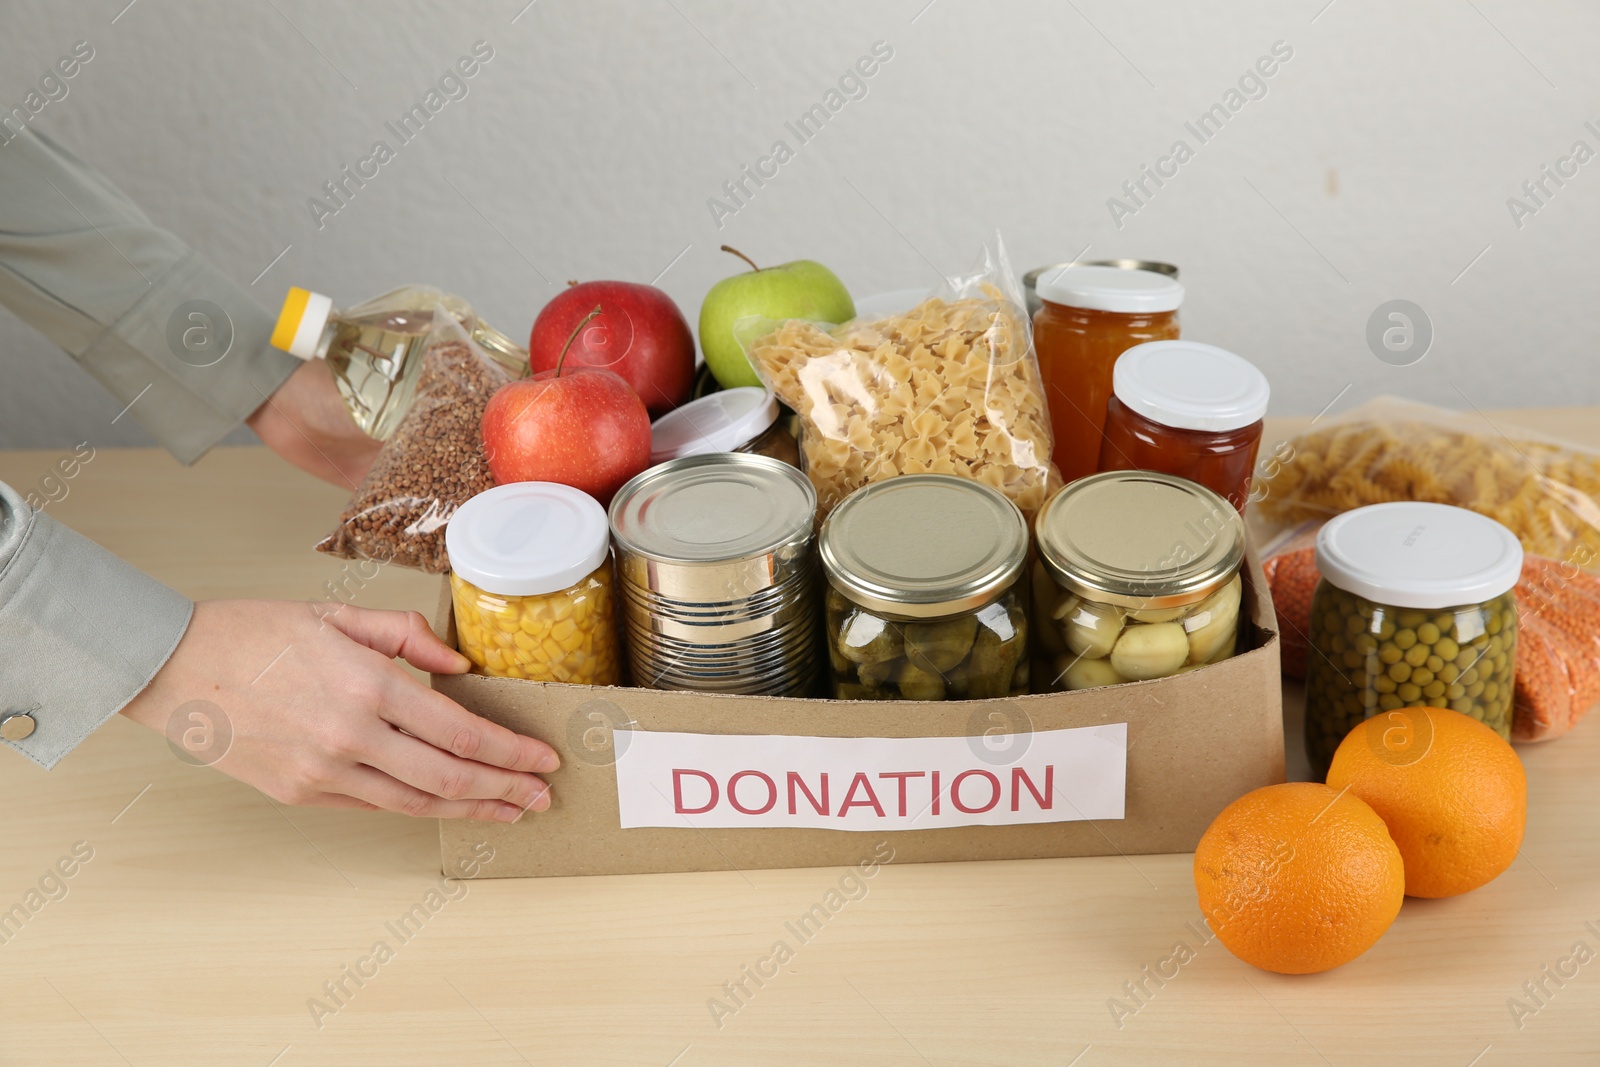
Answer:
[
  {"left": 484, "top": 306, "right": 652, "bottom": 507},
  {"left": 529, "top": 280, "right": 694, "bottom": 418}
]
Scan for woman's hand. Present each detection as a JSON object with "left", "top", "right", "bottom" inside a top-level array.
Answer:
[
  {"left": 246, "top": 360, "right": 383, "bottom": 488},
  {"left": 121, "top": 600, "right": 557, "bottom": 821}
]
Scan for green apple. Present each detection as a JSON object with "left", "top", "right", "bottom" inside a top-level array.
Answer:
[{"left": 698, "top": 246, "right": 855, "bottom": 389}]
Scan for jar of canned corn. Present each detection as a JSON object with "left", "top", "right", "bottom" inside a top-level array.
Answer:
[
  {"left": 1304, "top": 502, "right": 1522, "bottom": 777},
  {"left": 444, "top": 482, "right": 621, "bottom": 684}
]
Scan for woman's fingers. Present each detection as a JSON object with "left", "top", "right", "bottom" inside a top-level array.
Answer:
[
  {"left": 363, "top": 723, "right": 551, "bottom": 813},
  {"left": 322, "top": 604, "right": 472, "bottom": 675},
  {"left": 299, "top": 792, "right": 381, "bottom": 812},
  {"left": 378, "top": 673, "right": 560, "bottom": 775},
  {"left": 337, "top": 764, "right": 529, "bottom": 822}
]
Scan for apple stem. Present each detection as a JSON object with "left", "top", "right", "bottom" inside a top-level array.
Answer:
[
  {"left": 554, "top": 305, "right": 603, "bottom": 378},
  {"left": 720, "top": 245, "right": 761, "bottom": 272}
]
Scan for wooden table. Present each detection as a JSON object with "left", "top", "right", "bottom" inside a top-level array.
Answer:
[{"left": 3, "top": 409, "right": 1598, "bottom": 1066}]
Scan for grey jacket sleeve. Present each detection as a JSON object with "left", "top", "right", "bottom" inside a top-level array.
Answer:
[
  {"left": 0, "top": 128, "right": 301, "bottom": 463},
  {"left": 0, "top": 478, "right": 192, "bottom": 768}
]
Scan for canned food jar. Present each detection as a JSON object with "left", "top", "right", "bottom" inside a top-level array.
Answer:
[
  {"left": 1304, "top": 502, "right": 1522, "bottom": 777},
  {"left": 444, "top": 482, "right": 620, "bottom": 684},
  {"left": 1097, "top": 340, "right": 1270, "bottom": 515},
  {"left": 1035, "top": 470, "right": 1245, "bottom": 691},
  {"left": 1032, "top": 265, "right": 1183, "bottom": 483},
  {"left": 820, "top": 475, "right": 1030, "bottom": 701},
  {"left": 610, "top": 453, "right": 820, "bottom": 696},
  {"left": 648, "top": 387, "right": 800, "bottom": 469}
]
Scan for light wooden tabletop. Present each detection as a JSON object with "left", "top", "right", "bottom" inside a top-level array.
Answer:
[{"left": 3, "top": 408, "right": 1598, "bottom": 1066}]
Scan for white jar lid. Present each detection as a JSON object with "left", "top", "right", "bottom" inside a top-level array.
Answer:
[
  {"left": 1113, "top": 340, "right": 1270, "bottom": 432},
  {"left": 1035, "top": 265, "right": 1184, "bottom": 314},
  {"left": 1315, "top": 502, "right": 1523, "bottom": 610},
  {"left": 445, "top": 482, "right": 610, "bottom": 596},
  {"left": 649, "top": 387, "right": 779, "bottom": 465}
]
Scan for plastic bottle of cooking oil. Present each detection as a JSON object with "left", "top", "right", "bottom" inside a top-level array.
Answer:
[{"left": 271, "top": 285, "right": 526, "bottom": 440}]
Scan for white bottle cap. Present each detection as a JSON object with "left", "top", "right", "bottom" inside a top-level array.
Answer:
[
  {"left": 445, "top": 483, "right": 611, "bottom": 596},
  {"left": 271, "top": 287, "right": 335, "bottom": 360},
  {"left": 1315, "top": 502, "right": 1523, "bottom": 610},
  {"left": 649, "top": 387, "right": 780, "bottom": 465},
  {"left": 1113, "top": 340, "right": 1271, "bottom": 432},
  {"left": 1034, "top": 265, "right": 1184, "bottom": 314}
]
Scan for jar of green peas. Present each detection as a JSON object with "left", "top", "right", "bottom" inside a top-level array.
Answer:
[{"left": 1304, "top": 502, "right": 1522, "bottom": 778}]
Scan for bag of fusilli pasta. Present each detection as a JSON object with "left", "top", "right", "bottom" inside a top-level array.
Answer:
[
  {"left": 1252, "top": 396, "right": 1600, "bottom": 572},
  {"left": 743, "top": 236, "right": 1060, "bottom": 517}
]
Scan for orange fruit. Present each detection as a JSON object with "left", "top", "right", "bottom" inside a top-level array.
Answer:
[
  {"left": 1326, "top": 706, "right": 1526, "bottom": 898},
  {"left": 1193, "top": 782, "right": 1404, "bottom": 974}
]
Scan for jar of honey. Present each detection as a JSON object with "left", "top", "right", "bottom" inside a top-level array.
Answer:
[
  {"left": 1097, "top": 340, "right": 1269, "bottom": 514},
  {"left": 1033, "top": 266, "right": 1182, "bottom": 484}
]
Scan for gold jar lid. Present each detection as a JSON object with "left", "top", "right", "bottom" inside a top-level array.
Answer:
[
  {"left": 819, "top": 475, "right": 1028, "bottom": 619},
  {"left": 1035, "top": 471, "right": 1244, "bottom": 610}
]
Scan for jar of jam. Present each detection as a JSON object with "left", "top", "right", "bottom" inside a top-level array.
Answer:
[
  {"left": 1033, "top": 266, "right": 1183, "bottom": 484},
  {"left": 1034, "top": 471, "right": 1245, "bottom": 691},
  {"left": 820, "top": 475, "right": 1030, "bottom": 701},
  {"left": 445, "top": 482, "right": 621, "bottom": 684},
  {"left": 648, "top": 387, "right": 799, "bottom": 468},
  {"left": 1098, "top": 340, "right": 1270, "bottom": 514},
  {"left": 1304, "top": 502, "right": 1522, "bottom": 778}
]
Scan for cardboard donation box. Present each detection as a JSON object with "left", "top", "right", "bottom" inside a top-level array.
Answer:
[{"left": 433, "top": 547, "right": 1284, "bottom": 879}]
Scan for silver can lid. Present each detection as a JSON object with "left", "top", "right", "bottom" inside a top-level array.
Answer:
[
  {"left": 819, "top": 475, "right": 1028, "bottom": 619},
  {"left": 1035, "top": 470, "right": 1243, "bottom": 609},
  {"left": 609, "top": 452, "right": 816, "bottom": 564}
]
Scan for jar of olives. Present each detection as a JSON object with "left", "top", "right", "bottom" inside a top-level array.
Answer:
[
  {"left": 819, "top": 475, "right": 1030, "bottom": 701},
  {"left": 1034, "top": 471, "right": 1246, "bottom": 691},
  {"left": 1304, "top": 502, "right": 1522, "bottom": 777},
  {"left": 445, "top": 482, "right": 621, "bottom": 684}
]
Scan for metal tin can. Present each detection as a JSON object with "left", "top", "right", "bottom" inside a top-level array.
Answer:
[
  {"left": 609, "top": 453, "right": 820, "bottom": 695},
  {"left": 819, "top": 475, "right": 1031, "bottom": 701},
  {"left": 1034, "top": 470, "right": 1245, "bottom": 692}
]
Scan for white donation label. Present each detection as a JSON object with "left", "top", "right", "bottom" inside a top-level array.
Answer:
[{"left": 611, "top": 725, "right": 1127, "bottom": 831}]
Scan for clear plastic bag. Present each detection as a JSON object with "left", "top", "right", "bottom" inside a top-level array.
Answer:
[
  {"left": 314, "top": 308, "right": 516, "bottom": 573},
  {"left": 1252, "top": 396, "right": 1600, "bottom": 569},
  {"left": 744, "top": 236, "right": 1060, "bottom": 516}
]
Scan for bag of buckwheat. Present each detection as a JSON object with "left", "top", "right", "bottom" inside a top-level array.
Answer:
[{"left": 314, "top": 308, "right": 522, "bottom": 573}]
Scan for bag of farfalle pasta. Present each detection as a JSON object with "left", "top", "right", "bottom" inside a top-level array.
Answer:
[{"left": 744, "top": 238, "right": 1060, "bottom": 516}]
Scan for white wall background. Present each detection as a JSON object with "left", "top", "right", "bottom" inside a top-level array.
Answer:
[{"left": 3, "top": 0, "right": 1597, "bottom": 451}]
